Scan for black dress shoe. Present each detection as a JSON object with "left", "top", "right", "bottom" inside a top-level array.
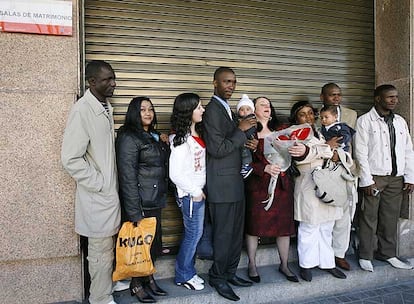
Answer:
[
  {"left": 228, "top": 275, "right": 253, "bottom": 287},
  {"left": 146, "top": 276, "right": 168, "bottom": 296},
  {"left": 278, "top": 267, "right": 299, "bottom": 283},
  {"left": 209, "top": 281, "right": 240, "bottom": 301},
  {"left": 248, "top": 266, "right": 260, "bottom": 283},
  {"left": 130, "top": 282, "right": 156, "bottom": 303},
  {"left": 248, "top": 272, "right": 261, "bottom": 283},
  {"left": 299, "top": 267, "right": 312, "bottom": 282},
  {"left": 325, "top": 267, "right": 347, "bottom": 279}
]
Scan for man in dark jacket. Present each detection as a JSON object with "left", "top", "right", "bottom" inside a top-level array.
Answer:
[{"left": 203, "top": 67, "right": 257, "bottom": 301}]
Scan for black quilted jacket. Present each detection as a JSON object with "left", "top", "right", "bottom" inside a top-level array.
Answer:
[{"left": 116, "top": 129, "right": 169, "bottom": 222}]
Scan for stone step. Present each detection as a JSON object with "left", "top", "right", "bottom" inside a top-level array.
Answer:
[
  {"left": 113, "top": 251, "right": 414, "bottom": 304},
  {"left": 155, "top": 243, "right": 298, "bottom": 280}
]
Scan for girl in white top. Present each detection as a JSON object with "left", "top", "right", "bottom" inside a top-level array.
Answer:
[{"left": 169, "top": 93, "right": 207, "bottom": 291}]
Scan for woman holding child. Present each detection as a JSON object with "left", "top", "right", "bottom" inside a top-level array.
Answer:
[
  {"left": 289, "top": 100, "right": 346, "bottom": 282},
  {"left": 244, "top": 96, "right": 298, "bottom": 283}
]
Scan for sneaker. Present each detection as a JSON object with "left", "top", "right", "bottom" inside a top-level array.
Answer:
[
  {"left": 192, "top": 274, "right": 205, "bottom": 284},
  {"left": 112, "top": 279, "right": 130, "bottom": 292},
  {"left": 177, "top": 276, "right": 205, "bottom": 290},
  {"left": 359, "top": 259, "right": 374, "bottom": 272},
  {"left": 386, "top": 257, "right": 413, "bottom": 269},
  {"left": 241, "top": 164, "right": 253, "bottom": 179}
]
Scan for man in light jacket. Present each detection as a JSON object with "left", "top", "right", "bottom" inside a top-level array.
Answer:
[
  {"left": 355, "top": 84, "right": 414, "bottom": 272},
  {"left": 320, "top": 82, "right": 358, "bottom": 271},
  {"left": 61, "top": 60, "right": 120, "bottom": 304}
]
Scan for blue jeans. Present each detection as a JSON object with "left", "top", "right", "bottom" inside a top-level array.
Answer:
[{"left": 175, "top": 195, "right": 205, "bottom": 283}]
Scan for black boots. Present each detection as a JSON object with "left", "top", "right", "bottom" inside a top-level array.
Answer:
[
  {"left": 146, "top": 275, "right": 168, "bottom": 296},
  {"left": 130, "top": 278, "right": 156, "bottom": 303}
]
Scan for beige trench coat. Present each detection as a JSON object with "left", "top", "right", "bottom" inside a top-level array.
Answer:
[
  {"left": 61, "top": 89, "right": 120, "bottom": 237},
  {"left": 293, "top": 135, "right": 343, "bottom": 225}
]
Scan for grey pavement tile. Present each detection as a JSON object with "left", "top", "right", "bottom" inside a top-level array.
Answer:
[
  {"left": 297, "top": 297, "right": 341, "bottom": 304},
  {"left": 374, "top": 288, "right": 391, "bottom": 295},
  {"left": 403, "top": 289, "right": 414, "bottom": 295},
  {"left": 292, "top": 297, "right": 341, "bottom": 304},
  {"left": 296, "top": 299, "right": 315, "bottom": 303},
  {"left": 363, "top": 290, "right": 383, "bottom": 298},
  {"left": 395, "top": 283, "right": 414, "bottom": 291},
  {"left": 403, "top": 291, "right": 414, "bottom": 303},
  {"left": 404, "top": 289, "right": 414, "bottom": 296},
  {"left": 402, "top": 298, "right": 414, "bottom": 304},
  {"left": 317, "top": 298, "right": 343, "bottom": 304},
  {"left": 362, "top": 296, "right": 383, "bottom": 303},
  {"left": 336, "top": 295, "right": 354, "bottom": 302},
  {"left": 382, "top": 293, "right": 403, "bottom": 304},
  {"left": 356, "top": 292, "right": 374, "bottom": 300},
  {"left": 345, "top": 293, "right": 367, "bottom": 301},
  {"left": 312, "top": 299, "right": 341, "bottom": 304},
  {"left": 382, "top": 286, "right": 401, "bottom": 294}
]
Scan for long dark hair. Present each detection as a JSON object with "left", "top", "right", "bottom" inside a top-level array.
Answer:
[
  {"left": 171, "top": 93, "right": 203, "bottom": 147},
  {"left": 118, "top": 96, "right": 158, "bottom": 134},
  {"left": 253, "top": 96, "right": 280, "bottom": 132}
]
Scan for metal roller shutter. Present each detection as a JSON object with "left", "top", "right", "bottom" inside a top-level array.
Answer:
[{"left": 84, "top": 0, "right": 374, "bottom": 249}]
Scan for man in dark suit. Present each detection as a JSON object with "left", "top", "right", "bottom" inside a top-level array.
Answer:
[{"left": 203, "top": 67, "right": 257, "bottom": 301}]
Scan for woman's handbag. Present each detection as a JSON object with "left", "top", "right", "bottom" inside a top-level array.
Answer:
[
  {"left": 112, "top": 217, "right": 157, "bottom": 281},
  {"left": 311, "top": 149, "right": 355, "bottom": 207}
]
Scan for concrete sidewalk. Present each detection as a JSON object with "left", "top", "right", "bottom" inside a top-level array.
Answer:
[{"left": 297, "top": 278, "right": 414, "bottom": 304}]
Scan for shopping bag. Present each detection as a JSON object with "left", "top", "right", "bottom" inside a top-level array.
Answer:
[{"left": 112, "top": 217, "right": 157, "bottom": 281}]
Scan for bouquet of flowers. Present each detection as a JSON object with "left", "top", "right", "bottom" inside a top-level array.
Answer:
[{"left": 262, "top": 123, "right": 313, "bottom": 210}]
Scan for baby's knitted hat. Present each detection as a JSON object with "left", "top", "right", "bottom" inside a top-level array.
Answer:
[{"left": 237, "top": 94, "right": 255, "bottom": 113}]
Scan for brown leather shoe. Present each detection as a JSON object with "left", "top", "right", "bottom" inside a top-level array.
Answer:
[{"left": 335, "top": 257, "right": 351, "bottom": 271}]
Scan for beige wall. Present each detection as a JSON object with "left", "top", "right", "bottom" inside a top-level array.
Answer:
[
  {"left": 375, "top": 0, "right": 414, "bottom": 256},
  {"left": 0, "top": 1, "right": 83, "bottom": 303}
]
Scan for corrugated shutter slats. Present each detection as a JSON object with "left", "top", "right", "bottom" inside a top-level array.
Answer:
[{"left": 84, "top": 0, "right": 374, "bottom": 248}]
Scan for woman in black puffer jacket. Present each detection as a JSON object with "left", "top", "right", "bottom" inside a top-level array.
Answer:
[{"left": 116, "top": 96, "right": 169, "bottom": 303}]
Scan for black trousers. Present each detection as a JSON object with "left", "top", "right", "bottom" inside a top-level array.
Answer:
[
  {"left": 208, "top": 200, "right": 245, "bottom": 283},
  {"left": 133, "top": 208, "right": 162, "bottom": 283}
]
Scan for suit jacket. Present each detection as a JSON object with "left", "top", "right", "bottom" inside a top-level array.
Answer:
[
  {"left": 203, "top": 96, "right": 247, "bottom": 203},
  {"left": 340, "top": 106, "right": 357, "bottom": 129}
]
